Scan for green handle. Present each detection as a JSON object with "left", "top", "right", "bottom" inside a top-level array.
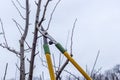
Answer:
[
  {"left": 43, "top": 44, "right": 50, "bottom": 54},
  {"left": 55, "top": 43, "right": 66, "bottom": 53}
]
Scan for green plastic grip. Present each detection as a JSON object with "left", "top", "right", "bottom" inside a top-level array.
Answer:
[
  {"left": 43, "top": 44, "right": 50, "bottom": 54},
  {"left": 55, "top": 43, "right": 66, "bottom": 53}
]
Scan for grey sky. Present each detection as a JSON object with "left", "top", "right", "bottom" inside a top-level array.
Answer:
[{"left": 0, "top": 0, "right": 120, "bottom": 79}]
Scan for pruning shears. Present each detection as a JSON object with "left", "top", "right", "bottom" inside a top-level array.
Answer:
[{"left": 37, "top": 26, "right": 92, "bottom": 80}]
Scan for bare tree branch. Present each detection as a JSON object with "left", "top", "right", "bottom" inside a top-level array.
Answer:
[
  {"left": 15, "top": 59, "right": 19, "bottom": 80},
  {"left": 58, "top": 52, "right": 62, "bottom": 72},
  {"left": 94, "top": 67, "right": 102, "bottom": 74},
  {"left": 39, "top": 55, "right": 48, "bottom": 68},
  {"left": 56, "top": 58, "right": 68, "bottom": 80},
  {"left": 12, "top": 19, "right": 23, "bottom": 35},
  {"left": 19, "top": 0, "right": 30, "bottom": 79},
  {"left": 12, "top": 19, "right": 24, "bottom": 35},
  {"left": 91, "top": 50, "right": 100, "bottom": 76},
  {"left": 12, "top": 19, "right": 31, "bottom": 49},
  {"left": 12, "top": 0, "right": 26, "bottom": 20},
  {"left": 0, "top": 43, "right": 19, "bottom": 55},
  {"left": 28, "top": 0, "right": 42, "bottom": 80},
  {"left": 16, "top": 63, "right": 20, "bottom": 71},
  {"left": 65, "top": 31, "right": 70, "bottom": 50},
  {"left": 64, "top": 69, "right": 79, "bottom": 79},
  {"left": 0, "top": 32, "right": 3, "bottom": 35},
  {"left": 0, "top": 19, "right": 20, "bottom": 55},
  {"left": 38, "top": 0, "right": 51, "bottom": 27},
  {"left": 0, "top": 18, "right": 8, "bottom": 47},
  {"left": 46, "top": 0, "right": 61, "bottom": 30},
  {"left": 16, "top": 0, "right": 26, "bottom": 10},
  {"left": 3, "top": 63, "right": 8, "bottom": 80},
  {"left": 70, "top": 19, "right": 77, "bottom": 55},
  {"left": 39, "top": 75, "right": 42, "bottom": 80},
  {"left": 42, "top": 72, "right": 45, "bottom": 80}
]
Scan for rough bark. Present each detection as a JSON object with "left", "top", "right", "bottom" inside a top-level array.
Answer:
[
  {"left": 28, "top": 0, "right": 41, "bottom": 80},
  {"left": 19, "top": 0, "right": 29, "bottom": 80}
]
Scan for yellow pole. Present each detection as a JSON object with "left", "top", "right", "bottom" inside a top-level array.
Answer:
[
  {"left": 46, "top": 53, "right": 56, "bottom": 80},
  {"left": 64, "top": 51, "right": 92, "bottom": 80}
]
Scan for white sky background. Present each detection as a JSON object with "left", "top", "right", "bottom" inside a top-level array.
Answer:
[{"left": 0, "top": 0, "right": 120, "bottom": 79}]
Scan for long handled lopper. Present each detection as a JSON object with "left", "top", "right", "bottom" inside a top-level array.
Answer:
[{"left": 38, "top": 26, "right": 92, "bottom": 80}]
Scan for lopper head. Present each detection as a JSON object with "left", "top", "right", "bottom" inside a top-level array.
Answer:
[{"left": 37, "top": 26, "right": 57, "bottom": 45}]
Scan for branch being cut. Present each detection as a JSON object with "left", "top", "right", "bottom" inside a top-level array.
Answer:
[{"left": 56, "top": 19, "right": 77, "bottom": 80}]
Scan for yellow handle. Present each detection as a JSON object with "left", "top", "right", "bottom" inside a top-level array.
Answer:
[
  {"left": 64, "top": 51, "right": 92, "bottom": 80},
  {"left": 46, "top": 54, "right": 56, "bottom": 80}
]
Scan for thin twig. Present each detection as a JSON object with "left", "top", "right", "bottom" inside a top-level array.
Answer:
[
  {"left": 64, "top": 69, "right": 78, "bottom": 79},
  {"left": 42, "top": 72, "right": 44, "bottom": 80},
  {"left": 46, "top": 0, "right": 61, "bottom": 30},
  {"left": 65, "top": 31, "right": 70, "bottom": 50},
  {"left": 12, "top": 19, "right": 24, "bottom": 31},
  {"left": 13, "top": 18, "right": 31, "bottom": 49},
  {"left": 12, "top": 19, "right": 23, "bottom": 35},
  {"left": 0, "top": 18, "right": 8, "bottom": 47},
  {"left": 3, "top": 63, "right": 8, "bottom": 80},
  {"left": 24, "top": 41, "right": 31, "bottom": 49},
  {"left": 94, "top": 67, "right": 102, "bottom": 74},
  {"left": 16, "top": 63, "right": 20, "bottom": 71},
  {"left": 58, "top": 52, "right": 62, "bottom": 72},
  {"left": 0, "top": 43, "right": 19, "bottom": 55},
  {"left": 38, "top": 0, "right": 51, "bottom": 27},
  {"left": 91, "top": 50, "right": 100, "bottom": 76},
  {"left": 86, "top": 65, "right": 88, "bottom": 74},
  {"left": 39, "top": 55, "right": 47, "bottom": 68},
  {"left": 15, "top": 59, "right": 19, "bottom": 80},
  {"left": 70, "top": 19, "right": 77, "bottom": 55},
  {"left": 12, "top": 0, "right": 26, "bottom": 20},
  {"left": 0, "top": 32, "right": 3, "bottom": 35},
  {"left": 56, "top": 59, "right": 69, "bottom": 80},
  {"left": 37, "top": 35, "right": 43, "bottom": 39},
  {"left": 16, "top": 0, "right": 26, "bottom": 10},
  {"left": 24, "top": 48, "right": 32, "bottom": 53},
  {"left": 40, "top": 75, "right": 42, "bottom": 80}
]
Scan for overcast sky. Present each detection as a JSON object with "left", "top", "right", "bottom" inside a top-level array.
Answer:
[{"left": 0, "top": 0, "right": 120, "bottom": 79}]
